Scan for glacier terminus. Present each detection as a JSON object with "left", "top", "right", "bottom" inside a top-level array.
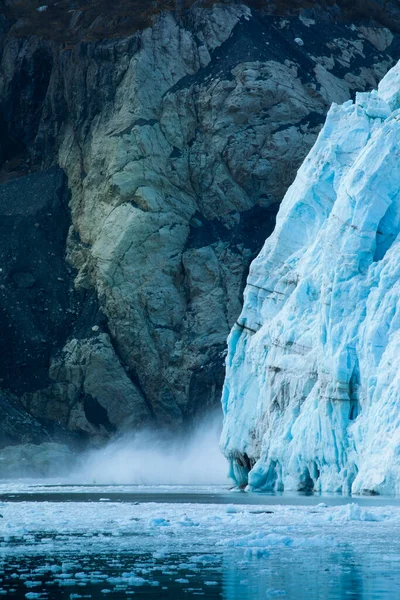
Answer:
[{"left": 221, "top": 60, "right": 400, "bottom": 496}]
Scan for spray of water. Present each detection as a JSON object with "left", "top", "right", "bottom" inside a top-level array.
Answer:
[{"left": 71, "top": 411, "right": 229, "bottom": 485}]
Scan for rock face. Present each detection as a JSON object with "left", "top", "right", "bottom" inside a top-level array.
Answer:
[
  {"left": 221, "top": 59, "right": 400, "bottom": 496},
  {"left": 0, "top": 168, "right": 76, "bottom": 393},
  {"left": 0, "top": 1, "right": 400, "bottom": 444},
  {"left": 0, "top": 442, "right": 73, "bottom": 478},
  {"left": 0, "top": 391, "right": 50, "bottom": 447}
]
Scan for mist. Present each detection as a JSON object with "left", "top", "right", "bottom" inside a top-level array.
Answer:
[{"left": 70, "top": 411, "right": 229, "bottom": 486}]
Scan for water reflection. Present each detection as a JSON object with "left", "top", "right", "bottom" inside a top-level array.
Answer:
[
  {"left": 1, "top": 542, "right": 400, "bottom": 599},
  {"left": 1, "top": 489, "right": 400, "bottom": 600},
  {"left": 222, "top": 544, "right": 400, "bottom": 600}
]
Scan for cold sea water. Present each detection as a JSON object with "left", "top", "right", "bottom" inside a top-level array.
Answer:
[{"left": 0, "top": 483, "right": 400, "bottom": 600}]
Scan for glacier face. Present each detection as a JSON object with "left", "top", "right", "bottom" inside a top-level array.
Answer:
[{"left": 221, "top": 60, "right": 400, "bottom": 495}]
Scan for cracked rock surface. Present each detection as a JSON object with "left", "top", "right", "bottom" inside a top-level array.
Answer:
[{"left": 0, "top": 2, "right": 399, "bottom": 444}]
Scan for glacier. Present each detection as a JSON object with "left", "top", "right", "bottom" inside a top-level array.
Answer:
[{"left": 220, "top": 60, "right": 400, "bottom": 496}]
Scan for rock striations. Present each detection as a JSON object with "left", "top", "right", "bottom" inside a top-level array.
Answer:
[
  {"left": 0, "top": 1, "right": 399, "bottom": 445},
  {"left": 221, "top": 59, "right": 400, "bottom": 496}
]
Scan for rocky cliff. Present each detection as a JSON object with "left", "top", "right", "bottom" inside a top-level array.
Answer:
[{"left": 0, "top": 0, "right": 399, "bottom": 446}]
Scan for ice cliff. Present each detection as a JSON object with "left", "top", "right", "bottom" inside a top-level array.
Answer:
[{"left": 221, "top": 60, "right": 400, "bottom": 496}]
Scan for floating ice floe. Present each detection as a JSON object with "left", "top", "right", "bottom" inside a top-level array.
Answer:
[{"left": 0, "top": 497, "right": 400, "bottom": 598}]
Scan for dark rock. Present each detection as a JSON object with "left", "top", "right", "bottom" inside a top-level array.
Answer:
[
  {"left": 0, "top": 167, "right": 82, "bottom": 393},
  {"left": 0, "top": 390, "right": 49, "bottom": 446}
]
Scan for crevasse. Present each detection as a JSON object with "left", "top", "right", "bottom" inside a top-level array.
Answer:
[{"left": 220, "top": 60, "right": 400, "bottom": 495}]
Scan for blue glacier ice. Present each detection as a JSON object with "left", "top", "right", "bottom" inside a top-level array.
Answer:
[{"left": 220, "top": 60, "right": 400, "bottom": 495}]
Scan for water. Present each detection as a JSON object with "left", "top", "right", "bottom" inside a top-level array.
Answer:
[{"left": 1, "top": 484, "right": 400, "bottom": 599}]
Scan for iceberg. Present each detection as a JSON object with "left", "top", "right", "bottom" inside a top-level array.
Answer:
[{"left": 220, "top": 60, "right": 400, "bottom": 495}]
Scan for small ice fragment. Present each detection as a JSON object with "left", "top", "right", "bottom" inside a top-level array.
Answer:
[
  {"left": 148, "top": 517, "right": 168, "bottom": 527},
  {"left": 294, "top": 37, "right": 304, "bottom": 46},
  {"left": 24, "top": 581, "right": 41, "bottom": 588},
  {"left": 178, "top": 515, "right": 198, "bottom": 526}
]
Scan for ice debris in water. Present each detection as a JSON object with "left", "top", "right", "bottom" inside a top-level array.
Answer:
[
  {"left": 1, "top": 495, "right": 400, "bottom": 598},
  {"left": 221, "top": 58, "right": 400, "bottom": 496}
]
